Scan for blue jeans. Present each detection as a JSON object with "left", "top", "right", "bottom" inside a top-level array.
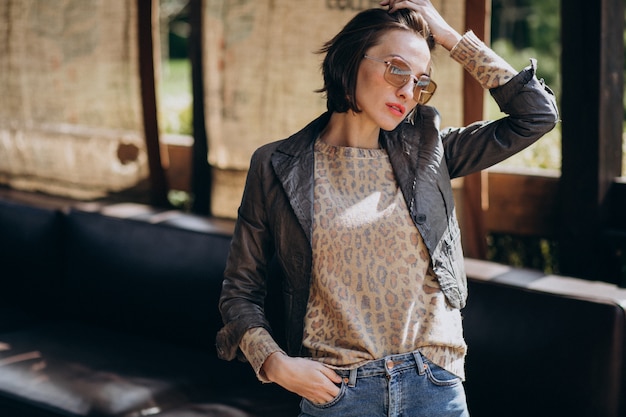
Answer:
[{"left": 299, "top": 351, "right": 469, "bottom": 417}]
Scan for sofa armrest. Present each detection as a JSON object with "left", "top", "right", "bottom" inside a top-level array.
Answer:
[{"left": 463, "top": 258, "right": 626, "bottom": 417}]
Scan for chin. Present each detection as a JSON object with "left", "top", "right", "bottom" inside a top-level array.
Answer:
[{"left": 379, "top": 119, "right": 405, "bottom": 132}]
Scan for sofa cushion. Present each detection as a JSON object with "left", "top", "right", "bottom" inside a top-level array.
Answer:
[
  {"left": 157, "top": 404, "right": 256, "bottom": 417},
  {"left": 0, "top": 307, "right": 42, "bottom": 334},
  {"left": 0, "top": 196, "right": 64, "bottom": 323},
  {"left": 0, "top": 322, "right": 200, "bottom": 416},
  {"left": 61, "top": 206, "right": 235, "bottom": 349},
  {"left": 0, "top": 321, "right": 297, "bottom": 417}
]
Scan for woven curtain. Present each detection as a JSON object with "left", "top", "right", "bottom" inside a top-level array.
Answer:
[{"left": 0, "top": 0, "right": 148, "bottom": 200}]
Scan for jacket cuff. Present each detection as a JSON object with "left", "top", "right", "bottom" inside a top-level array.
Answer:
[
  {"left": 240, "top": 327, "right": 285, "bottom": 382},
  {"left": 216, "top": 317, "right": 272, "bottom": 361},
  {"left": 489, "top": 58, "right": 545, "bottom": 112}
]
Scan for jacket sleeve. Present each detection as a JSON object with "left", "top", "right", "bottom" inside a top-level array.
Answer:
[
  {"left": 441, "top": 59, "right": 559, "bottom": 179},
  {"left": 216, "top": 147, "right": 275, "bottom": 361}
]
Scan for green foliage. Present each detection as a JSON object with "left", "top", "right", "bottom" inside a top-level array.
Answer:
[
  {"left": 168, "top": 189, "right": 193, "bottom": 211},
  {"left": 491, "top": 0, "right": 561, "bottom": 98},
  {"left": 487, "top": 1, "right": 625, "bottom": 273},
  {"left": 487, "top": 233, "right": 560, "bottom": 274},
  {"left": 525, "top": 1, "right": 560, "bottom": 56},
  {"left": 488, "top": 0, "right": 564, "bottom": 174},
  {"left": 491, "top": 39, "right": 560, "bottom": 97},
  {"left": 487, "top": 0, "right": 564, "bottom": 271},
  {"left": 159, "top": 59, "right": 193, "bottom": 135}
]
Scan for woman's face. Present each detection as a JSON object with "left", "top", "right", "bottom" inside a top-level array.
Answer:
[{"left": 356, "top": 29, "right": 431, "bottom": 131}]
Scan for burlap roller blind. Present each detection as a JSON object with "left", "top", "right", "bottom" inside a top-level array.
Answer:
[{"left": 0, "top": 0, "right": 148, "bottom": 200}]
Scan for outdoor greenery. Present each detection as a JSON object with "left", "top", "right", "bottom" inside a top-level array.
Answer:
[
  {"left": 486, "top": 0, "right": 625, "bottom": 274},
  {"left": 159, "top": 58, "right": 192, "bottom": 136},
  {"left": 158, "top": 0, "right": 192, "bottom": 136},
  {"left": 488, "top": 0, "right": 562, "bottom": 171},
  {"left": 486, "top": 0, "right": 562, "bottom": 271},
  {"left": 490, "top": 0, "right": 626, "bottom": 175}
]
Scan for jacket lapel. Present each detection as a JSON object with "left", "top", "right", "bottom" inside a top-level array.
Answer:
[
  {"left": 270, "top": 113, "right": 330, "bottom": 243},
  {"left": 381, "top": 121, "right": 421, "bottom": 220}
]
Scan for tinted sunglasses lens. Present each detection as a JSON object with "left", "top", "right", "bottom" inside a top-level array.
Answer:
[
  {"left": 417, "top": 79, "right": 437, "bottom": 104},
  {"left": 384, "top": 59, "right": 412, "bottom": 87}
]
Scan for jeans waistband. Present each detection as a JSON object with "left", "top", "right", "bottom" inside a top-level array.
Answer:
[{"left": 335, "top": 350, "right": 427, "bottom": 387}]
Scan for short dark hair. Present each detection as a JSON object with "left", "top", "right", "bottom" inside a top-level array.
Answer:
[{"left": 316, "top": 8, "right": 436, "bottom": 113}]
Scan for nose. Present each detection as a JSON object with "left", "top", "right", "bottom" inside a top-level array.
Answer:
[{"left": 396, "top": 79, "right": 416, "bottom": 101}]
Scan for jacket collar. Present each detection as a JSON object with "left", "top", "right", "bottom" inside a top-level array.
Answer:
[{"left": 270, "top": 111, "right": 422, "bottom": 242}]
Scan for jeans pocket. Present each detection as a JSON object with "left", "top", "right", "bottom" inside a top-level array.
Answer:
[
  {"left": 301, "top": 381, "right": 346, "bottom": 410},
  {"left": 423, "top": 359, "right": 462, "bottom": 387}
]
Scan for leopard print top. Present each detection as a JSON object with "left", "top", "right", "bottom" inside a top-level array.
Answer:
[{"left": 303, "top": 141, "right": 467, "bottom": 378}]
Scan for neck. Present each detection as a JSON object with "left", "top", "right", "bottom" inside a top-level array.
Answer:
[{"left": 319, "top": 111, "right": 380, "bottom": 149}]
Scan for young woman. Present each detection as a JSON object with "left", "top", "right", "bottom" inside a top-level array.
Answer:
[{"left": 217, "top": 1, "right": 558, "bottom": 416}]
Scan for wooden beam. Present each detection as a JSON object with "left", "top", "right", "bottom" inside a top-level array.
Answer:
[
  {"left": 558, "top": 0, "right": 624, "bottom": 282},
  {"left": 608, "top": 180, "right": 626, "bottom": 231},
  {"left": 137, "top": 0, "right": 169, "bottom": 207},
  {"left": 484, "top": 169, "right": 560, "bottom": 237},
  {"left": 189, "top": 0, "right": 212, "bottom": 215},
  {"left": 461, "top": 0, "right": 489, "bottom": 259}
]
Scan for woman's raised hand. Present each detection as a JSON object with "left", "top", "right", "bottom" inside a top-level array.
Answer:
[{"left": 380, "top": 0, "right": 462, "bottom": 50}]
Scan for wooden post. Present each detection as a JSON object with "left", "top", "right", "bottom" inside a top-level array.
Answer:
[
  {"left": 558, "top": 0, "right": 624, "bottom": 281},
  {"left": 461, "top": 0, "right": 489, "bottom": 259},
  {"left": 189, "top": 0, "right": 212, "bottom": 215},
  {"left": 138, "top": 0, "right": 170, "bottom": 207}
]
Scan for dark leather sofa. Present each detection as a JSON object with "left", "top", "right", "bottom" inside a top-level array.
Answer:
[
  {"left": 0, "top": 189, "right": 299, "bottom": 417},
  {"left": 1, "top": 188, "right": 624, "bottom": 417},
  {"left": 462, "top": 259, "right": 626, "bottom": 417}
]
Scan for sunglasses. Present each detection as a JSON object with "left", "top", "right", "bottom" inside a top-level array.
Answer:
[{"left": 363, "top": 55, "right": 437, "bottom": 105}]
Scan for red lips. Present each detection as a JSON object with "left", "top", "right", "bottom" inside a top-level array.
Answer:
[{"left": 386, "top": 102, "right": 406, "bottom": 116}]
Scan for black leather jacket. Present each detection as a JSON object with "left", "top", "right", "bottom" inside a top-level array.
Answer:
[{"left": 216, "top": 60, "right": 558, "bottom": 361}]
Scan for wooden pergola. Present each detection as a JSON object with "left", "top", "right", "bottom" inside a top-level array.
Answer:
[
  {"left": 456, "top": 0, "right": 624, "bottom": 285},
  {"left": 138, "top": 0, "right": 625, "bottom": 285}
]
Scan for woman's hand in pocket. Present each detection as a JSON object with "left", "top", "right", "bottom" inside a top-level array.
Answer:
[{"left": 261, "top": 352, "right": 343, "bottom": 404}]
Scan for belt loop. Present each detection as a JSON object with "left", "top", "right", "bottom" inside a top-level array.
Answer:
[
  {"left": 348, "top": 368, "right": 358, "bottom": 387},
  {"left": 413, "top": 350, "right": 426, "bottom": 376}
]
